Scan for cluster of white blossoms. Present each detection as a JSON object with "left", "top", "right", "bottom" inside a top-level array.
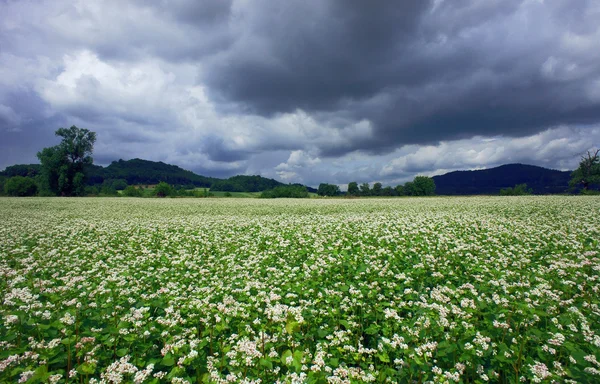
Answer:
[{"left": 0, "top": 196, "right": 599, "bottom": 382}]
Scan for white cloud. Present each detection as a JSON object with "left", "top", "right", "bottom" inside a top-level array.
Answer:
[{"left": 381, "top": 126, "right": 600, "bottom": 178}]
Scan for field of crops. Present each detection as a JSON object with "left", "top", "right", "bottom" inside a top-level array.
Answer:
[{"left": 1, "top": 197, "right": 599, "bottom": 383}]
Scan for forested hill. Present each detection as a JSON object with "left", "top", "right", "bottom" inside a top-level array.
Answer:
[
  {"left": 432, "top": 163, "right": 572, "bottom": 195},
  {"left": 0, "top": 158, "right": 315, "bottom": 193},
  {"left": 85, "top": 158, "right": 218, "bottom": 187}
]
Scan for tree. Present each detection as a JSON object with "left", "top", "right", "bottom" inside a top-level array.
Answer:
[
  {"left": 154, "top": 182, "right": 174, "bottom": 197},
  {"left": 500, "top": 183, "right": 533, "bottom": 196},
  {"left": 570, "top": 149, "right": 600, "bottom": 191},
  {"left": 317, "top": 183, "right": 340, "bottom": 196},
  {"left": 122, "top": 185, "right": 143, "bottom": 197},
  {"left": 4, "top": 176, "right": 38, "bottom": 196},
  {"left": 1, "top": 164, "right": 41, "bottom": 178},
  {"left": 260, "top": 185, "right": 309, "bottom": 198},
  {"left": 403, "top": 182, "right": 416, "bottom": 196},
  {"left": 372, "top": 182, "right": 383, "bottom": 196},
  {"left": 110, "top": 179, "right": 128, "bottom": 191},
  {"left": 37, "top": 126, "right": 96, "bottom": 196},
  {"left": 412, "top": 176, "right": 436, "bottom": 196},
  {"left": 395, "top": 185, "right": 405, "bottom": 196},
  {"left": 382, "top": 186, "right": 394, "bottom": 196},
  {"left": 359, "top": 182, "right": 371, "bottom": 196},
  {"left": 347, "top": 182, "right": 359, "bottom": 196}
]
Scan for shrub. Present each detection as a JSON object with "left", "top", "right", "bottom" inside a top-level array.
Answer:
[
  {"left": 154, "top": 182, "right": 174, "bottom": 198},
  {"left": 500, "top": 183, "right": 533, "bottom": 196},
  {"left": 4, "top": 176, "right": 38, "bottom": 196},
  {"left": 122, "top": 185, "right": 143, "bottom": 197}
]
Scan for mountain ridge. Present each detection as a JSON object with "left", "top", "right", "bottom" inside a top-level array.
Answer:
[{"left": 432, "top": 163, "right": 572, "bottom": 195}]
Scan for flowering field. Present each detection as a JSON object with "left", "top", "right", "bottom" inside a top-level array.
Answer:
[{"left": 1, "top": 197, "right": 599, "bottom": 384}]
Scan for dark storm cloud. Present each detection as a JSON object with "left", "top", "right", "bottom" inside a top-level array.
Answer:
[
  {"left": 203, "top": 0, "right": 431, "bottom": 114},
  {"left": 201, "top": 0, "right": 600, "bottom": 155},
  {"left": 0, "top": 89, "right": 67, "bottom": 169},
  {"left": 1, "top": 0, "right": 599, "bottom": 184},
  {"left": 197, "top": 135, "right": 253, "bottom": 162},
  {"left": 155, "top": 0, "right": 233, "bottom": 26}
]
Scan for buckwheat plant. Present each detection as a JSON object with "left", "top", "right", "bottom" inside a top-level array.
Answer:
[{"left": 0, "top": 196, "right": 599, "bottom": 383}]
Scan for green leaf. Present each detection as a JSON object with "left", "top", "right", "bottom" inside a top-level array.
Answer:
[
  {"left": 259, "top": 358, "right": 273, "bottom": 370},
  {"left": 161, "top": 354, "right": 175, "bottom": 367},
  {"left": 281, "top": 349, "right": 293, "bottom": 365},
  {"left": 365, "top": 324, "right": 379, "bottom": 335},
  {"left": 285, "top": 320, "right": 300, "bottom": 335},
  {"left": 77, "top": 362, "right": 96, "bottom": 375},
  {"left": 116, "top": 348, "right": 129, "bottom": 357},
  {"left": 377, "top": 352, "right": 390, "bottom": 363}
]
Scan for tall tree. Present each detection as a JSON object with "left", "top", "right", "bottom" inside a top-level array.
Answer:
[
  {"left": 317, "top": 183, "right": 340, "bottom": 196},
  {"left": 37, "top": 126, "right": 96, "bottom": 196},
  {"left": 404, "top": 182, "right": 415, "bottom": 196},
  {"left": 372, "top": 182, "right": 383, "bottom": 196},
  {"left": 359, "top": 182, "right": 371, "bottom": 196},
  {"left": 570, "top": 149, "right": 600, "bottom": 191},
  {"left": 347, "top": 182, "right": 359, "bottom": 196},
  {"left": 382, "top": 186, "right": 394, "bottom": 196},
  {"left": 412, "top": 176, "right": 436, "bottom": 196}
]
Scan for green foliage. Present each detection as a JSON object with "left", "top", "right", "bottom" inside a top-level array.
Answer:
[
  {"left": 154, "top": 182, "right": 174, "bottom": 197},
  {"left": 372, "top": 182, "right": 383, "bottom": 196},
  {"left": 580, "top": 189, "right": 600, "bottom": 195},
  {"left": 401, "top": 177, "right": 436, "bottom": 196},
  {"left": 500, "top": 183, "right": 533, "bottom": 196},
  {"left": 108, "top": 179, "right": 128, "bottom": 191},
  {"left": 0, "top": 164, "right": 41, "bottom": 178},
  {"left": 403, "top": 181, "right": 416, "bottom": 196},
  {"left": 211, "top": 175, "right": 283, "bottom": 192},
  {"left": 382, "top": 186, "right": 395, "bottom": 196},
  {"left": 1, "top": 197, "right": 599, "bottom": 383},
  {"left": 3, "top": 176, "right": 38, "bottom": 196},
  {"left": 260, "top": 185, "right": 309, "bottom": 198},
  {"left": 412, "top": 176, "right": 436, "bottom": 196},
  {"left": 95, "top": 158, "right": 216, "bottom": 188},
  {"left": 347, "top": 181, "right": 359, "bottom": 196},
  {"left": 359, "top": 182, "right": 371, "bottom": 196},
  {"left": 99, "top": 184, "right": 118, "bottom": 197},
  {"left": 122, "top": 185, "right": 143, "bottom": 197},
  {"left": 395, "top": 185, "right": 405, "bottom": 196},
  {"left": 570, "top": 149, "right": 600, "bottom": 192},
  {"left": 37, "top": 126, "right": 96, "bottom": 196},
  {"left": 317, "top": 183, "right": 340, "bottom": 196}
]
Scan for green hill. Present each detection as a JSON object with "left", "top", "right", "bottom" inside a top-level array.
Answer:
[{"left": 87, "top": 158, "right": 217, "bottom": 187}]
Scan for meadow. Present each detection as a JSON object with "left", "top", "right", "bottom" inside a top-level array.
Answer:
[{"left": 0, "top": 197, "right": 599, "bottom": 383}]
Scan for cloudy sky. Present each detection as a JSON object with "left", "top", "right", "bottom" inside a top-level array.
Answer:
[{"left": 1, "top": 0, "right": 600, "bottom": 187}]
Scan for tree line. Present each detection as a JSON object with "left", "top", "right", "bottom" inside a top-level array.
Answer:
[
  {"left": 2, "top": 126, "right": 600, "bottom": 197},
  {"left": 316, "top": 176, "right": 437, "bottom": 197}
]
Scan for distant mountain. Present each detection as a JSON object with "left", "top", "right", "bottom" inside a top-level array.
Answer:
[{"left": 432, "top": 164, "right": 572, "bottom": 195}]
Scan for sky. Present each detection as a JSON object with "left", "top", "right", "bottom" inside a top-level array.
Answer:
[{"left": 1, "top": 0, "right": 600, "bottom": 187}]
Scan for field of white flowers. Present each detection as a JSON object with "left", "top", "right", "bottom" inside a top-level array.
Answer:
[{"left": 1, "top": 197, "right": 599, "bottom": 384}]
